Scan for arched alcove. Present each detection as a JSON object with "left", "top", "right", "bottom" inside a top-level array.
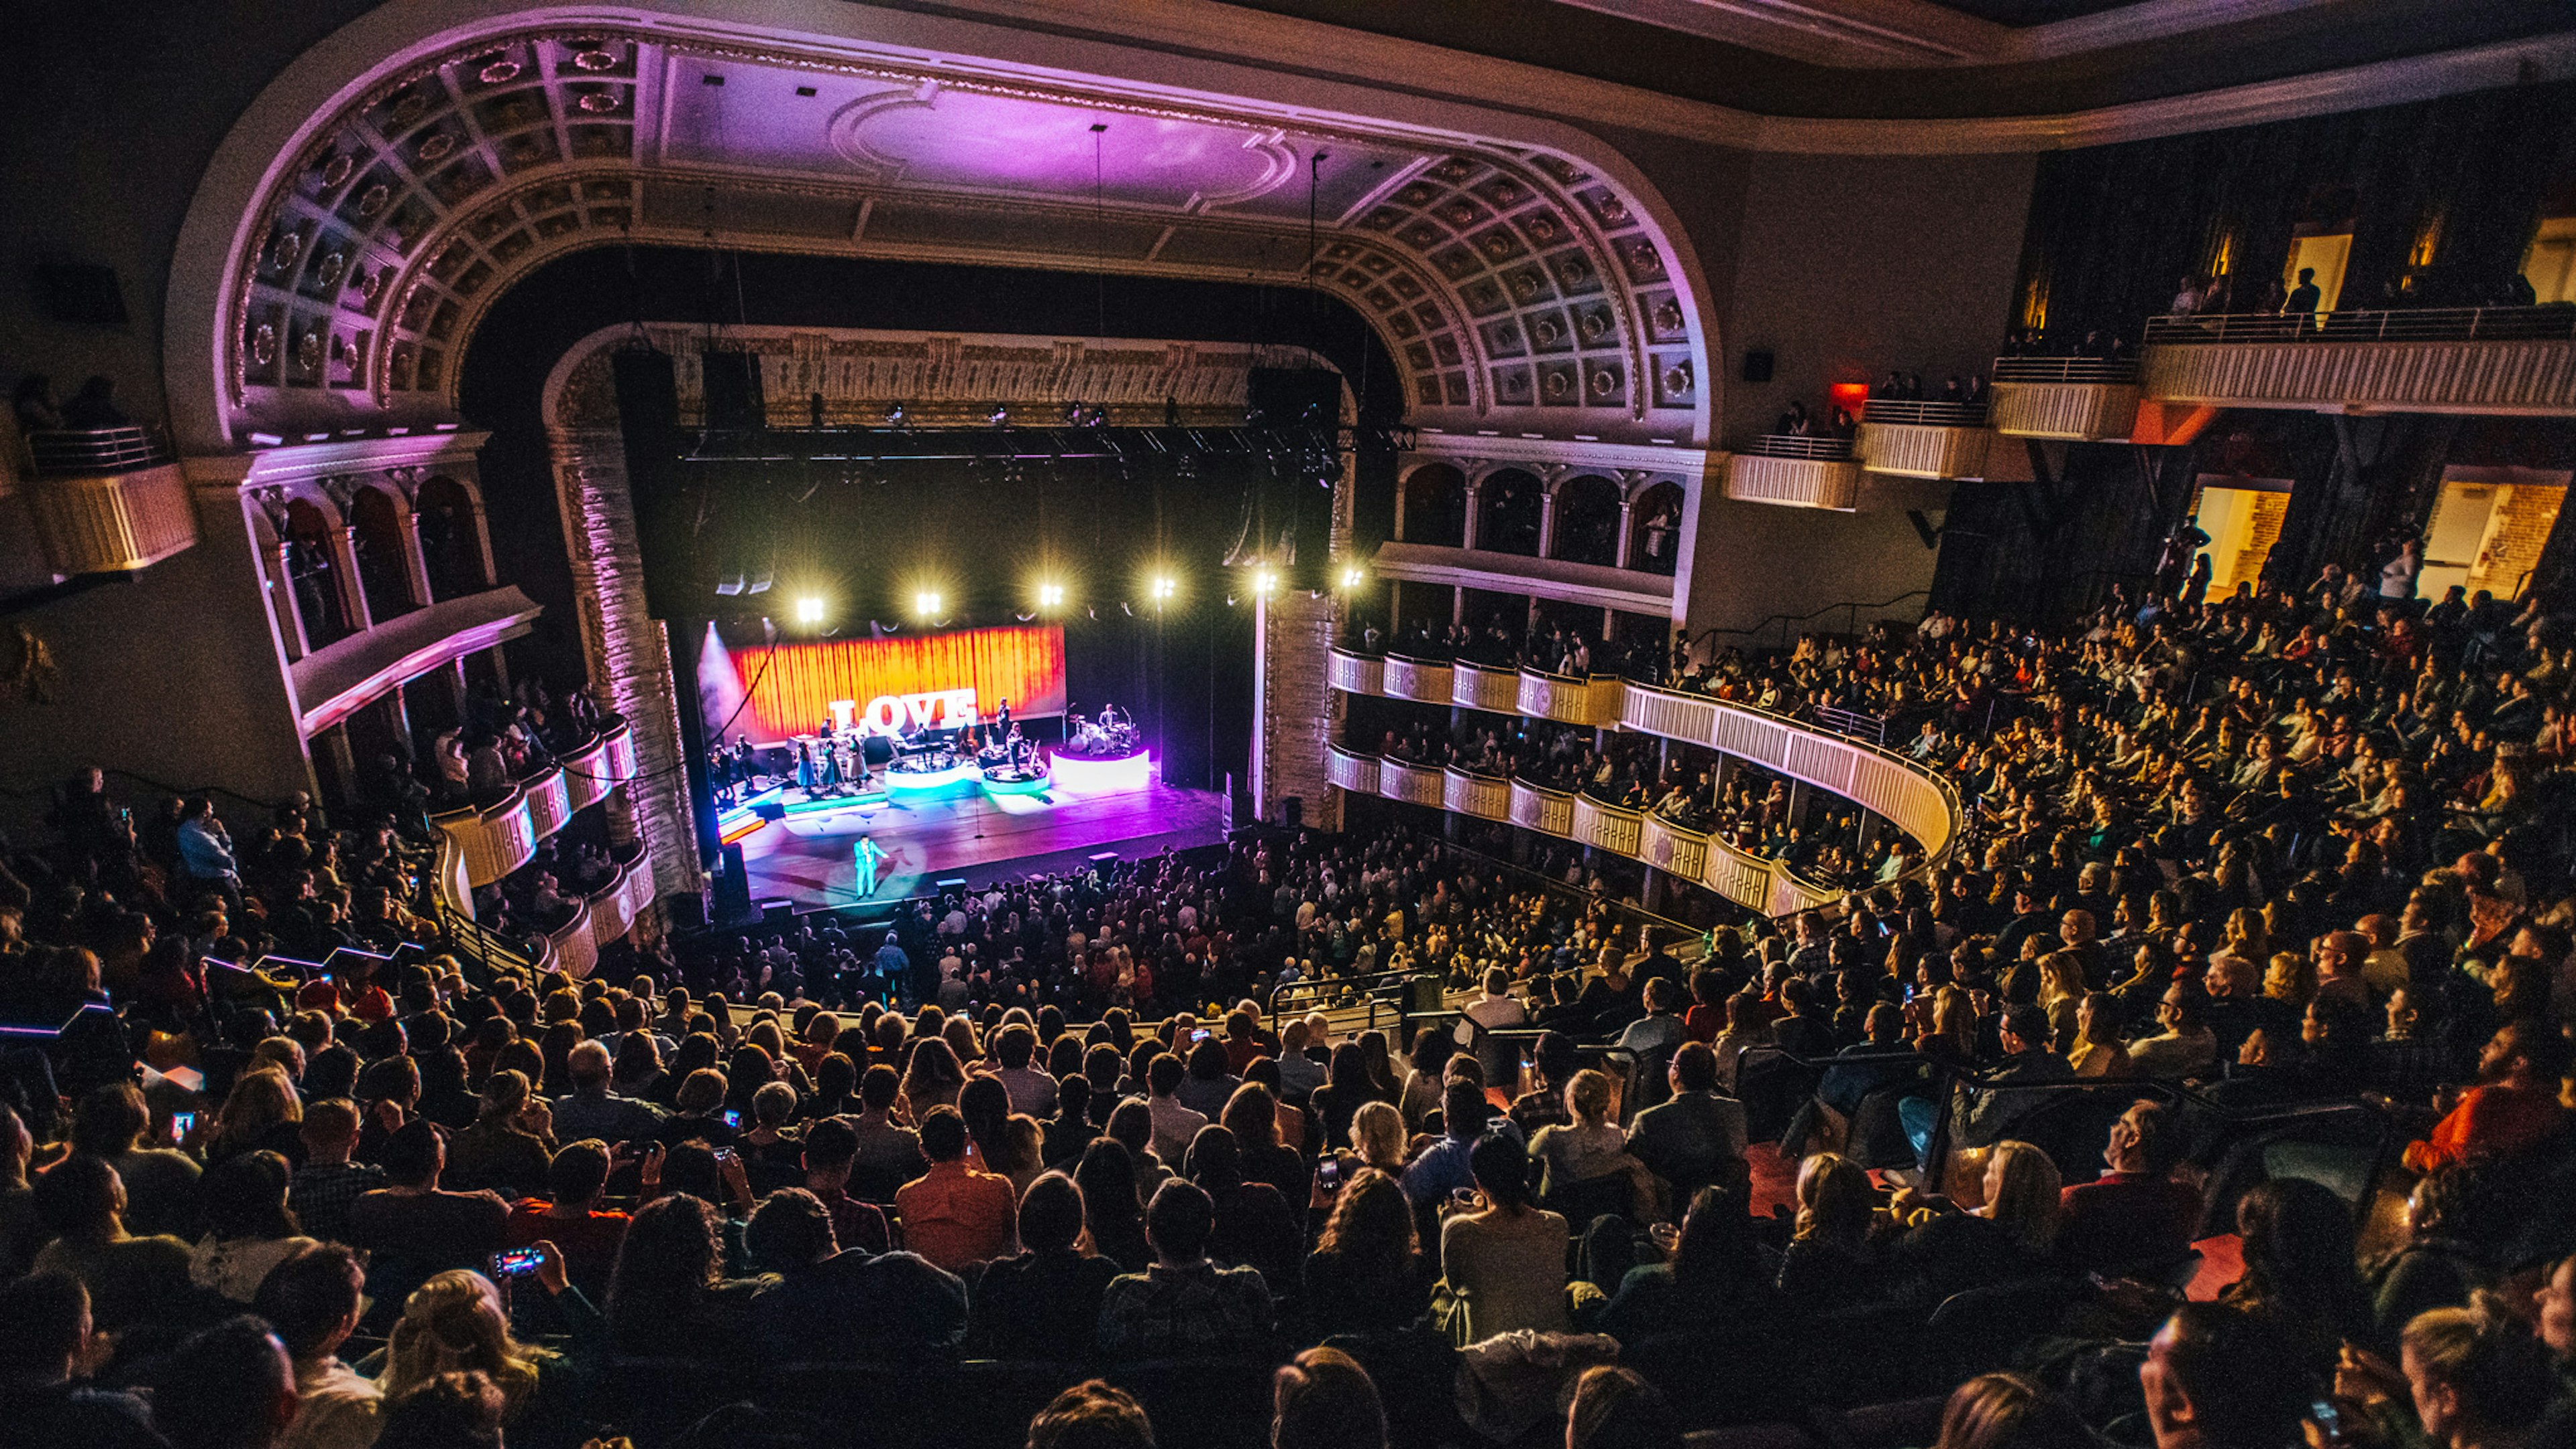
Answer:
[
  {"left": 1550, "top": 474, "right": 1622, "bottom": 566},
  {"left": 1477, "top": 469, "right": 1544, "bottom": 557},
  {"left": 415, "top": 475, "right": 487, "bottom": 599},
  {"left": 1401, "top": 464, "right": 1469, "bottom": 547},
  {"left": 1629, "top": 480, "right": 1687, "bottom": 576},
  {"left": 282, "top": 498, "right": 352, "bottom": 647},
  {"left": 350, "top": 485, "right": 416, "bottom": 623}
]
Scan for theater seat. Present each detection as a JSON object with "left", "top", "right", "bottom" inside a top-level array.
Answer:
[
  {"left": 1925, "top": 1277, "right": 2082, "bottom": 1381},
  {"left": 1684, "top": 1421, "right": 1816, "bottom": 1449}
]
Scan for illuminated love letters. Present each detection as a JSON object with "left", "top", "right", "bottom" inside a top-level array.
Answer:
[{"left": 833, "top": 688, "right": 979, "bottom": 735}]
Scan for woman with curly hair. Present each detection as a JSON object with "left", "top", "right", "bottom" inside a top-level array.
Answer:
[
  {"left": 603, "top": 1193, "right": 764, "bottom": 1356},
  {"left": 1302, "top": 1167, "right": 1428, "bottom": 1335}
]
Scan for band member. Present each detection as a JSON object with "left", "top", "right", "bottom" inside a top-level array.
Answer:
[
  {"left": 794, "top": 740, "right": 814, "bottom": 793},
  {"left": 853, "top": 833, "right": 888, "bottom": 898},
  {"left": 819, "top": 738, "right": 843, "bottom": 790},
  {"left": 995, "top": 697, "right": 1012, "bottom": 739}
]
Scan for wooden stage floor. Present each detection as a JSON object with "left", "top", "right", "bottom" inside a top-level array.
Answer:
[{"left": 735, "top": 772, "right": 1227, "bottom": 908}]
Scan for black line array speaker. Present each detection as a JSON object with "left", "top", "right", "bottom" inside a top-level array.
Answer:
[
  {"left": 611, "top": 346, "right": 692, "bottom": 620},
  {"left": 1246, "top": 366, "right": 1343, "bottom": 588}
]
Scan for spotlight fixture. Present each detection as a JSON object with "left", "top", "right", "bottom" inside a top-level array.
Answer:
[
  {"left": 987, "top": 404, "right": 1010, "bottom": 427},
  {"left": 1338, "top": 564, "right": 1366, "bottom": 590},
  {"left": 1150, "top": 575, "right": 1178, "bottom": 604},
  {"left": 1253, "top": 568, "right": 1278, "bottom": 595},
  {"left": 1036, "top": 581, "right": 1067, "bottom": 610},
  {"left": 914, "top": 588, "right": 943, "bottom": 618},
  {"left": 884, "top": 402, "right": 908, "bottom": 427},
  {"left": 795, "top": 595, "right": 825, "bottom": 625},
  {"left": 1063, "top": 400, "right": 1085, "bottom": 426}
]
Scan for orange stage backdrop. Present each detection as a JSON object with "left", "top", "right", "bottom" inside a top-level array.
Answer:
[{"left": 728, "top": 625, "right": 1066, "bottom": 742}]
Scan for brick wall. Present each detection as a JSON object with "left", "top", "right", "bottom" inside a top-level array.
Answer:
[{"left": 2466, "top": 484, "right": 2565, "bottom": 599}]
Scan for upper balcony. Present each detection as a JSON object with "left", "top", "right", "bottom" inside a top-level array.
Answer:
[
  {"left": 12, "top": 427, "right": 198, "bottom": 576},
  {"left": 1989, "top": 356, "right": 2143, "bottom": 441},
  {"left": 1366, "top": 541, "right": 1676, "bottom": 618},
  {"left": 2141, "top": 306, "right": 2576, "bottom": 416},
  {"left": 1722, "top": 435, "right": 1861, "bottom": 511},
  {"left": 290, "top": 584, "right": 543, "bottom": 736},
  {"left": 1856, "top": 400, "right": 1992, "bottom": 480}
]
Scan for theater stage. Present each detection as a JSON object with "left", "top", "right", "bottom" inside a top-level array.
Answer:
[{"left": 731, "top": 765, "right": 1227, "bottom": 909}]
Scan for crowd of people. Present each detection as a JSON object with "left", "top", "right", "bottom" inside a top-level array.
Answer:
[{"left": 9, "top": 540, "right": 2576, "bottom": 1448}]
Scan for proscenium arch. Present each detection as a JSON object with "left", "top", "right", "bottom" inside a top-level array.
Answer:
[{"left": 164, "top": 0, "right": 1717, "bottom": 455}]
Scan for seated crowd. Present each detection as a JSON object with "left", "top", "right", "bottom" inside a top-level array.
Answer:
[{"left": 7, "top": 553, "right": 2576, "bottom": 1448}]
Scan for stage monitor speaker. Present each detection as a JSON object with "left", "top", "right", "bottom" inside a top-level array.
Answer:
[
  {"left": 861, "top": 735, "right": 895, "bottom": 766},
  {"left": 702, "top": 347, "right": 765, "bottom": 431},
  {"left": 713, "top": 842, "right": 753, "bottom": 923},
  {"left": 1741, "top": 349, "right": 1775, "bottom": 383},
  {"left": 612, "top": 346, "right": 694, "bottom": 619}
]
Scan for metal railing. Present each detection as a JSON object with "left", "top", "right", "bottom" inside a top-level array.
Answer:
[
  {"left": 1265, "top": 965, "right": 1422, "bottom": 1036},
  {"left": 1859, "top": 399, "right": 1988, "bottom": 427},
  {"left": 23, "top": 425, "right": 172, "bottom": 476},
  {"left": 1810, "top": 704, "right": 1890, "bottom": 745},
  {"left": 1742, "top": 433, "right": 1857, "bottom": 461},
  {"left": 1683, "top": 588, "right": 1931, "bottom": 655},
  {"left": 2143, "top": 303, "right": 2576, "bottom": 347},
  {"left": 1989, "top": 355, "right": 2141, "bottom": 384}
]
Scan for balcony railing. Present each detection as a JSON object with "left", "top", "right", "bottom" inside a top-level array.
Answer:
[
  {"left": 2140, "top": 306, "right": 2576, "bottom": 416},
  {"left": 1858, "top": 399, "right": 1988, "bottom": 427},
  {"left": 1724, "top": 449, "right": 1862, "bottom": 511},
  {"left": 1381, "top": 653, "right": 1455, "bottom": 704},
  {"left": 1857, "top": 419, "right": 1991, "bottom": 480},
  {"left": 431, "top": 724, "right": 639, "bottom": 895},
  {"left": 1741, "top": 433, "right": 1856, "bottom": 461},
  {"left": 23, "top": 426, "right": 172, "bottom": 476},
  {"left": 1321, "top": 660, "right": 1964, "bottom": 920},
  {"left": 1990, "top": 356, "right": 2141, "bottom": 384},
  {"left": 2142, "top": 305, "right": 2576, "bottom": 346},
  {"left": 1377, "top": 757, "right": 1446, "bottom": 807},
  {"left": 1450, "top": 661, "right": 1522, "bottom": 713}
]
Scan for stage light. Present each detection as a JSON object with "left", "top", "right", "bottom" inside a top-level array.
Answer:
[
  {"left": 1036, "top": 581, "right": 1067, "bottom": 611},
  {"left": 794, "top": 595, "right": 826, "bottom": 625},
  {"left": 1150, "top": 575, "right": 1179, "bottom": 606},
  {"left": 914, "top": 588, "right": 943, "bottom": 619},
  {"left": 1338, "top": 564, "right": 1366, "bottom": 590},
  {"left": 987, "top": 404, "right": 1010, "bottom": 427},
  {"left": 1253, "top": 569, "right": 1278, "bottom": 595},
  {"left": 885, "top": 402, "right": 907, "bottom": 426}
]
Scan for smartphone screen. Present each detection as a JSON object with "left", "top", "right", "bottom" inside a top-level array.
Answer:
[
  {"left": 1191, "top": 1028, "right": 1211, "bottom": 1043},
  {"left": 719, "top": 1109, "right": 743, "bottom": 1130},
  {"left": 1316, "top": 1160, "right": 1341, "bottom": 1191},
  {"left": 170, "top": 1112, "right": 197, "bottom": 1142},
  {"left": 492, "top": 1248, "right": 543, "bottom": 1277}
]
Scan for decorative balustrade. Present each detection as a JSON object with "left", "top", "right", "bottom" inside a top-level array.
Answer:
[
  {"left": 1324, "top": 745, "right": 1381, "bottom": 794},
  {"left": 1324, "top": 655, "right": 1965, "bottom": 919},
  {"left": 549, "top": 901, "right": 599, "bottom": 979},
  {"left": 1381, "top": 653, "right": 1455, "bottom": 704},
  {"left": 564, "top": 734, "right": 613, "bottom": 809},
  {"left": 1450, "top": 662, "right": 1522, "bottom": 712},
  {"left": 17, "top": 462, "right": 198, "bottom": 575},
  {"left": 1572, "top": 796, "right": 1643, "bottom": 857},
  {"left": 522, "top": 765, "right": 572, "bottom": 842},
  {"left": 435, "top": 788, "right": 538, "bottom": 890},
  {"left": 1326, "top": 649, "right": 1385, "bottom": 695},
  {"left": 588, "top": 860, "right": 634, "bottom": 947},
  {"left": 2140, "top": 307, "right": 2576, "bottom": 416},
  {"left": 1443, "top": 767, "right": 1511, "bottom": 820},
  {"left": 1508, "top": 780, "right": 1576, "bottom": 837},
  {"left": 1857, "top": 419, "right": 1992, "bottom": 480},
  {"left": 1988, "top": 355, "right": 2142, "bottom": 440},
  {"left": 616, "top": 850, "right": 655, "bottom": 928},
  {"left": 1377, "top": 758, "right": 1446, "bottom": 806},
  {"left": 1723, "top": 449, "right": 1861, "bottom": 511}
]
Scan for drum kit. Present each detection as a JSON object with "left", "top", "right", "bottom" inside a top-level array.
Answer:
[{"left": 1063, "top": 703, "right": 1138, "bottom": 759}]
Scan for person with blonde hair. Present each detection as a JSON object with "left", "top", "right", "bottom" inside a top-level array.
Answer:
[
  {"left": 2068, "top": 994, "right": 2131, "bottom": 1079},
  {"left": 2396, "top": 1295, "right": 2561, "bottom": 1449},
  {"left": 2035, "top": 953, "right": 2087, "bottom": 1055},
  {"left": 380, "top": 1262, "right": 574, "bottom": 1430},
  {"left": 1346, "top": 1099, "right": 1407, "bottom": 1177},
  {"left": 1527, "top": 1068, "right": 1631, "bottom": 1201},
  {"left": 1776, "top": 1152, "right": 1877, "bottom": 1305},
  {"left": 207, "top": 1067, "right": 304, "bottom": 1167},
  {"left": 1885, "top": 1140, "right": 2061, "bottom": 1304},
  {"left": 2263, "top": 950, "right": 2315, "bottom": 1010},
  {"left": 1931, "top": 1372, "right": 2091, "bottom": 1449},
  {"left": 1271, "top": 1346, "right": 1387, "bottom": 1449}
]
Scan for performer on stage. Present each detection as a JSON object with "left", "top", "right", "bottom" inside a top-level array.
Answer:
[
  {"left": 793, "top": 740, "right": 813, "bottom": 793},
  {"left": 995, "top": 697, "right": 1012, "bottom": 740},
  {"left": 819, "top": 739, "right": 843, "bottom": 790},
  {"left": 853, "top": 833, "right": 888, "bottom": 898}
]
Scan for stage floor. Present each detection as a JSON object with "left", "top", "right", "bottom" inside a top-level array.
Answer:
[{"left": 735, "top": 769, "right": 1227, "bottom": 909}]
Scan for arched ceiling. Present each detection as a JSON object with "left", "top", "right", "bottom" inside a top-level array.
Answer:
[{"left": 203, "top": 13, "right": 1708, "bottom": 452}]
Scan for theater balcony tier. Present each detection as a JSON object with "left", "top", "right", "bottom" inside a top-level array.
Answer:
[
  {"left": 1988, "top": 358, "right": 2145, "bottom": 441},
  {"left": 533, "top": 850, "right": 658, "bottom": 980},
  {"left": 2140, "top": 307, "right": 2576, "bottom": 417},
  {"left": 11, "top": 427, "right": 197, "bottom": 576},
  {"left": 1856, "top": 400, "right": 1992, "bottom": 480},
  {"left": 1722, "top": 436, "right": 1862, "bottom": 511},
  {"left": 1324, "top": 655, "right": 1962, "bottom": 917},
  {"left": 434, "top": 721, "right": 639, "bottom": 891},
  {"left": 1366, "top": 541, "right": 1676, "bottom": 617},
  {"left": 290, "top": 586, "right": 543, "bottom": 736}
]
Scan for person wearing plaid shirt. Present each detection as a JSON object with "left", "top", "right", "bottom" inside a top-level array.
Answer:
[
  {"left": 287, "top": 1099, "right": 384, "bottom": 1246},
  {"left": 1095, "top": 1180, "right": 1274, "bottom": 1358}
]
